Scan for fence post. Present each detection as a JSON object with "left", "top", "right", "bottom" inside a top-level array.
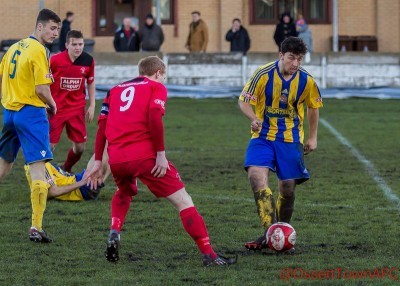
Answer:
[
  {"left": 321, "top": 55, "right": 327, "bottom": 89},
  {"left": 242, "top": 55, "right": 248, "bottom": 86}
]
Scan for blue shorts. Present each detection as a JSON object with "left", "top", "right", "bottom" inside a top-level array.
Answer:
[
  {"left": 244, "top": 137, "right": 309, "bottom": 184},
  {"left": 0, "top": 105, "right": 53, "bottom": 164}
]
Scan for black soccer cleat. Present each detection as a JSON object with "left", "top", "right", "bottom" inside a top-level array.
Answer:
[
  {"left": 203, "top": 254, "right": 238, "bottom": 267},
  {"left": 105, "top": 232, "right": 120, "bottom": 262},
  {"left": 244, "top": 234, "right": 268, "bottom": 251},
  {"left": 29, "top": 227, "right": 53, "bottom": 243}
]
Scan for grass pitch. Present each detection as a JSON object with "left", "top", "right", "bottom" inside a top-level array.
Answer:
[{"left": 0, "top": 98, "right": 399, "bottom": 285}]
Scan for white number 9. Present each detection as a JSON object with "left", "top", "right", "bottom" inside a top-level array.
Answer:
[{"left": 120, "top": 86, "right": 135, "bottom": 111}]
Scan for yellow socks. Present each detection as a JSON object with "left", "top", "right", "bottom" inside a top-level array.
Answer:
[
  {"left": 31, "top": 180, "right": 48, "bottom": 231},
  {"left": 253, "top": 188, "right": 276, "bottom": 229},
  {"left": 276, "top": 192, "right": 295, "bottom": 223}
]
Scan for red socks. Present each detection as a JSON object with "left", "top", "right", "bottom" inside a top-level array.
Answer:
[
  {"left": 63, "top": 148, "right": 82, "bottom": 172},
  {"left": 180, "top": 206, "right": 217, "bottom": 258},
  {"left": 110, "top": 189, "right": 132, "bottom": 232}
]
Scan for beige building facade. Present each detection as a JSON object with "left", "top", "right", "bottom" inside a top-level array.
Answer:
[{"left": 0, "top": 0, "right": 399, "bottom": 53}]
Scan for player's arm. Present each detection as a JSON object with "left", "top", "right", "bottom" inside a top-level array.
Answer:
[
  {"left": 36, "top": 84, "right": 57, "bottom": 115},
  {"left": 149, "top": 84, "right": 169, "bottom": 178},
  {"left": 48, "top": 178, "right": 87, "bottom": 198},
  {"left": 304, "top": 79, "right": 323, "bottom": 155},
  {"left": 87, "top": 93, "right": 109, "bottom": 189},
  {"left": 238, "top": 100, "right": 261, "bottom": 132},
  {"left": 86, "top": 82, "right": 96, "bottom": 123},
  {"left": 304, "top": 107, "right": 319, "bottom": 155}
]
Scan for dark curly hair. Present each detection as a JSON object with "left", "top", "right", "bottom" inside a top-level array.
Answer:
[{"left": 281, "top": 37, "right": 307, "bottom": 55}]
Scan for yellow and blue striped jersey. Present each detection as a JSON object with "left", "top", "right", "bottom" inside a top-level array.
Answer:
[
  {"left": 239, "top": 61, "right": 323, "bottom": 144},
  {"left": 0, "top": 36, "right": 53, "bottom": 111}
]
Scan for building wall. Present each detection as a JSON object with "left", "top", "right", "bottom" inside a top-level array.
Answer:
[{"left": 0, "top": 0, "right": 399, "bottom": 53}]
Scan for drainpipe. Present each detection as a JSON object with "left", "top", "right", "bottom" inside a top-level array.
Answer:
[
  {"left": 332, "top": 0, "right": 338, "bottom": 52},
  {"left": 156, "top": 0, "right": 161, "bottom": 26}
]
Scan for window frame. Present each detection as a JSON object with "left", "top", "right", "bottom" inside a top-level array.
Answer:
[
  {"left": 93, "top": 0, "right": 176, "bottom": 37},
  {"left": 249, "top": 0, "right": 332, "bottom": 25}
]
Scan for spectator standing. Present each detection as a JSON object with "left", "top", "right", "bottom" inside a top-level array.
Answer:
[
  {"left": 225, "top": 18, "right": 251, "bottom": 55},
  {"left": 113, "top": 17, "right": 140, "bottom": 52},
  {"left": 185, "top": 11, "right": 208, "bottom": 53},
  {"left": 273, "top": 12, "right": 297, "bottom": 51},
  {"left": 59, "top": 11, "right": 74, "bottom": 52},
  {"left": 296, "top": 14, "right": 313, "bottom": 62},
  {"left": 140, "top": 14, "right": 164, "bottom": 51}
]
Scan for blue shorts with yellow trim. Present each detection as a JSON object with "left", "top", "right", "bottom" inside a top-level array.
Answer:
[
  {"left": 0, "top": 105, "right": 53, "bottom": 164},
  {"left": 244, "top": 137, "right": 309, "bottom": 184}
]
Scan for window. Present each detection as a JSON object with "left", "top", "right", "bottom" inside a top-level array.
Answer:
[
  {"left": 152, "top": 0, "right": 175, "bottom": 24},
  {"left": 94, "top": 0, "right": 175, "bottom": 36},
  {"left": 250, "top": 0, "right": 331, "bottom": 24}
]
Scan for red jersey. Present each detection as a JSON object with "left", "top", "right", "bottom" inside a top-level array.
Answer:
[
  {"left": 50, "top": 50, "right": 95, "bottom": 115},
  {"left": 99, "top": 77, "right": 167, "bottom": 164}
]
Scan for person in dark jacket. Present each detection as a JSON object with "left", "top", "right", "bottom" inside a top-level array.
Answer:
[
  {"left": 59, "top": 11, "right": 74, "bottom": 51},
  {"left": 225, "top": 18, "right": 251, "bottom": 55},
  {"left": 113, "top": 17, "right": 140, "bottom": 52},
  {"left": 139, "top": 14, "right": 164, "bottom": 51},
  {"left": 273, "top": 12, "right": 297, "bottom": 51}
]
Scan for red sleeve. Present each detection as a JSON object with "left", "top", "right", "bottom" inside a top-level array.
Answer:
[
  {"left": 149, "top": 83, "right": 167, "bottom": 115},
  {"left": 95, "top": 91, "right": 110, "bottom": 160},
  {"left": 87, "top": 59, "right": 95, "bottom": 84},
  {"left": 149, "top": 108, "right": 165, "bottom": 152},
  {"left": 95, "top": 118, "right": 107, "bottom": 161}
]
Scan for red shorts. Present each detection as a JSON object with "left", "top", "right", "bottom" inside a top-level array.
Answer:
[
  {"left": 110, "top": 158, "right": 185, "bottom": 198},
  {"left": 49, "top": 111, "right": 87, "bottom": 144}
]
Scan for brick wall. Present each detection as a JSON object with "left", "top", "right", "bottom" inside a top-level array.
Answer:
[{"left": 0, "top": 0, "right": 399, "bottom": 53}]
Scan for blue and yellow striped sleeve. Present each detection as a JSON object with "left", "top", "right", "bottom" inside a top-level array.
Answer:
[
  {"left": 305, "top": 77, "right": 323, "bottom": 108},
  {"left": 239, "top": 63, "right": 272, "bottom": 106}
]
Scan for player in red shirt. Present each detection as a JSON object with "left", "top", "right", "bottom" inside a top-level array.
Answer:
[
  {"left": 87, "top": 56, "right": 237, "bottom": 266},
  {"left": 49, "top": 30, "right": 95, "bottom": 172}
]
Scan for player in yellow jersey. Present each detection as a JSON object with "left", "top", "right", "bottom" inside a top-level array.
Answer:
[
  {"left": 238, "top": 37, "right": 323, "bottom": 252},
  {"left": 25, "top": 152, "right": 111, "bottom": 202},
  {"left": 0, "top": 9, "right": 61, "bottom": 242}
]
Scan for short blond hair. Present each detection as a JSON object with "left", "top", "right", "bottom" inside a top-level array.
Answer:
[{"left": 138, "top": 56, "right": 166, "bottom": 76}]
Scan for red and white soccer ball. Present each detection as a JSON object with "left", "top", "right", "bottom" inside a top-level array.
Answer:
[{"left": 266, "top": 222, "right": 296, "bottom": 252}]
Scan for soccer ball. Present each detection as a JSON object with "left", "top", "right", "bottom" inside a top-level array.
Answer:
[{"left": 266, "top": 222, "right": 296, "bottom": 252}]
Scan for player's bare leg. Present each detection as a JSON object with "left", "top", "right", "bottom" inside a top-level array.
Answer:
[
  {"left": 28, "top": 161, "right": 52, "bottom": 243},
  {"left": 167, "top": 188, "right": 237, "bottom": 266},
  {"left": 0, "top": 157, "right": 13, "bottom": 181},
  {"left": 276, "top": 179, "right": 296, "bottom": 223},
  {"left": 245, "top": 166, "right": 276, "bottom": 251},
  {"left": 63, "top": 142, "right": 85, "bottom": 172}
]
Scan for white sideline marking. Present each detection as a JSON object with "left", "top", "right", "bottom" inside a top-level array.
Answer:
[{"left": 320, "top": 118, "right": 400, "bottom": 210}]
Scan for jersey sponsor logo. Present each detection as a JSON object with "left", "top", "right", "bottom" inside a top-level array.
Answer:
[
  {"left": 241, "top": 91, "right": 257, "bottom": 102},
  {"left": 265, "top": 106, "right": 296, "bottom": 119},
  {"left": 40, "top": 150, "right": 47, "bottom": 157},
  {"left": 154, "top": 99, "right": 165, "bottom": 109},
  {"left": 279, "top": 95, "right": 288, "bottom": 104},
  {"left": 60, "top": 77, "right": 83, "bottom": 91}
]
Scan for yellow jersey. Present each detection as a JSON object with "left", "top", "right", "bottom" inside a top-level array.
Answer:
[
  {"left": 240, "top": 61, "right": 323, "bottom": 144},
  {"left": 25, "top": 163, "right": 84, "bottom": 201},
  {"left": 0, "top": 36, "right": 53, "bottom": 111}
]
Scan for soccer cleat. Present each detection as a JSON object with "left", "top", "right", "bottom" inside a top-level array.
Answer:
[
  {"left": 203, "top": 254, "right": 238, "bottom": 267},
  {"left": 105, "top": 232, "right": 120, "bottom": 262},
  {"left": 244, "top": 234, "right": 268, "bottom": 251},
  {"left": 29, "top": 227, "right": 53, "bottom": 243}
]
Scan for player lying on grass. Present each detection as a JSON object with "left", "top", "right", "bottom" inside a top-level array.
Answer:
[{"left": 25, "top": 151, "right": 110, "bottom": 201}]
